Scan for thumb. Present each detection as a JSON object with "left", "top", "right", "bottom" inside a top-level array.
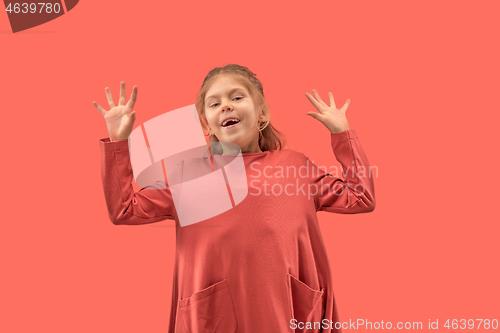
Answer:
[
  {"left": 306, "top": 112, "right": 321, "bottom": 120},
  {"left": 126, "top": 111, "right": 137, "bottom": 128}
]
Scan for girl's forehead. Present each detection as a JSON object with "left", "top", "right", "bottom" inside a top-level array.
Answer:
[{"left": 211, "top": 76, "right": 246, "bottom": 90}]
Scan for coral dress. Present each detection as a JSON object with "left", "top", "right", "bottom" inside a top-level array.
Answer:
[{"left": 99, "top": 129, "right": 375, "bottom": 333}]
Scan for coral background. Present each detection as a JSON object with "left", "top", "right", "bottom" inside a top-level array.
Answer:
[{"left": 1, "top": 0, "right": 499, "bottom": 331}]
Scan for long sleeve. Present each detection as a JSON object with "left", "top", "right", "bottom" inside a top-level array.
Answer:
[
  {"left": 304, "top": 129, "right": 376, "bottom": 214},
  {"left": 100, "top": 137, "right": 177, "bottom": 225}
]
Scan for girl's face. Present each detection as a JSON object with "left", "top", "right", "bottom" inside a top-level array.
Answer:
[{"left": 204, "top": 76, "right": 263, "bottom": 154}]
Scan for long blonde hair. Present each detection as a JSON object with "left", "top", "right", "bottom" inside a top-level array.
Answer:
[{"left": 195, "top": 64, "right": 287, "bottom": 156}]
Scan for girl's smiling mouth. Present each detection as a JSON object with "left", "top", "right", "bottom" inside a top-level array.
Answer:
[{"left": 222, "top": 119, "right": 242, "bottom": 129}]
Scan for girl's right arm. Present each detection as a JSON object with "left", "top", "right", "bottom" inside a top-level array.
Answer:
[
  {"left": 100, "top": 137, "right": 176, "bottom": 225},
  {"left": 95, "top": 82, "right": 177, "bottom": 225}
]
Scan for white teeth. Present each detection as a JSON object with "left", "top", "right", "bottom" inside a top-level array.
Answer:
[{"left": 222, "top": 118, "right": 240, "bottom": 127}]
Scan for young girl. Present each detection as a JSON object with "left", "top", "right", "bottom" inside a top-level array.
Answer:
[{"left": 95, "top": 64, "right": 375, "bottom": 333}]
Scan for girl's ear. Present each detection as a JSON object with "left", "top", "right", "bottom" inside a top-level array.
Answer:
[
  {"left": 201, "top": 115, "right": 211, "bottom": 132},
  {"left": 259, "top": 111, "right": 269, "bottom": 123}
]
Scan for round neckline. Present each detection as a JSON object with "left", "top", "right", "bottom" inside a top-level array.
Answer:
[
  {"left": 221, "top": 150, "right": 270, "bottom": 156},
  {"left": 201, "top": 150, "right": 271, "bottom": 159}
]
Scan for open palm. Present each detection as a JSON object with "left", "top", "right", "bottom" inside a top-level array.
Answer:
[
  {"left": 305, "top": 89, "right": 350, "bottom": 134},
  {"left": 94, "top": 81, "right": 138, "bottom": 141}
]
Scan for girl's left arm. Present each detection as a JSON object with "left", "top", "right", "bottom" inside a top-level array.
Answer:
[
  {"left": 304, "top": 90, "right": 376, "bottom": 213},
  {"left": 303, "top": 129, "right": 376, "bottom": 213}
]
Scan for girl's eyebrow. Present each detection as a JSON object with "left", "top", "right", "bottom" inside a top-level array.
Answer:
[{"left": 206, "top": 88, "right": 245, "bottom": 101}]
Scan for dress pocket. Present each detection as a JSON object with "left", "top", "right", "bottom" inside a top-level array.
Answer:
[
  {"left": 288, "top": 273, "right": 325, "bottom": 333},
  {"left": 176, "top": 279, "right": 238, "bottom": 333}
]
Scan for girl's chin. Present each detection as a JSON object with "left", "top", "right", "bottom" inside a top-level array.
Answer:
[
  {"left": 218, "top": 131, "right": 241, "bottom": 141},
  {"left": 214, "top": 140, "right": 242, "bottom": 153}
]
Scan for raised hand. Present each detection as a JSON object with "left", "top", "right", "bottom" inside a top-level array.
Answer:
[
  {"left": 305, "top": 89, "right": 350, "bottom": 134},
  {"left": 94, "top": 81, "right": 138, "bottom": 141}
]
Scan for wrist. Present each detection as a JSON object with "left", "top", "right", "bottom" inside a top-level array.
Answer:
[{"left": 330, "top": 128, "right": 349, "bottom": 134}]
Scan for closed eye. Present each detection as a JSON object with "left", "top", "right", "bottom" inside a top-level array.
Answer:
[{"left": 209, "top": 97, "right": 242, "bottom": 108}]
